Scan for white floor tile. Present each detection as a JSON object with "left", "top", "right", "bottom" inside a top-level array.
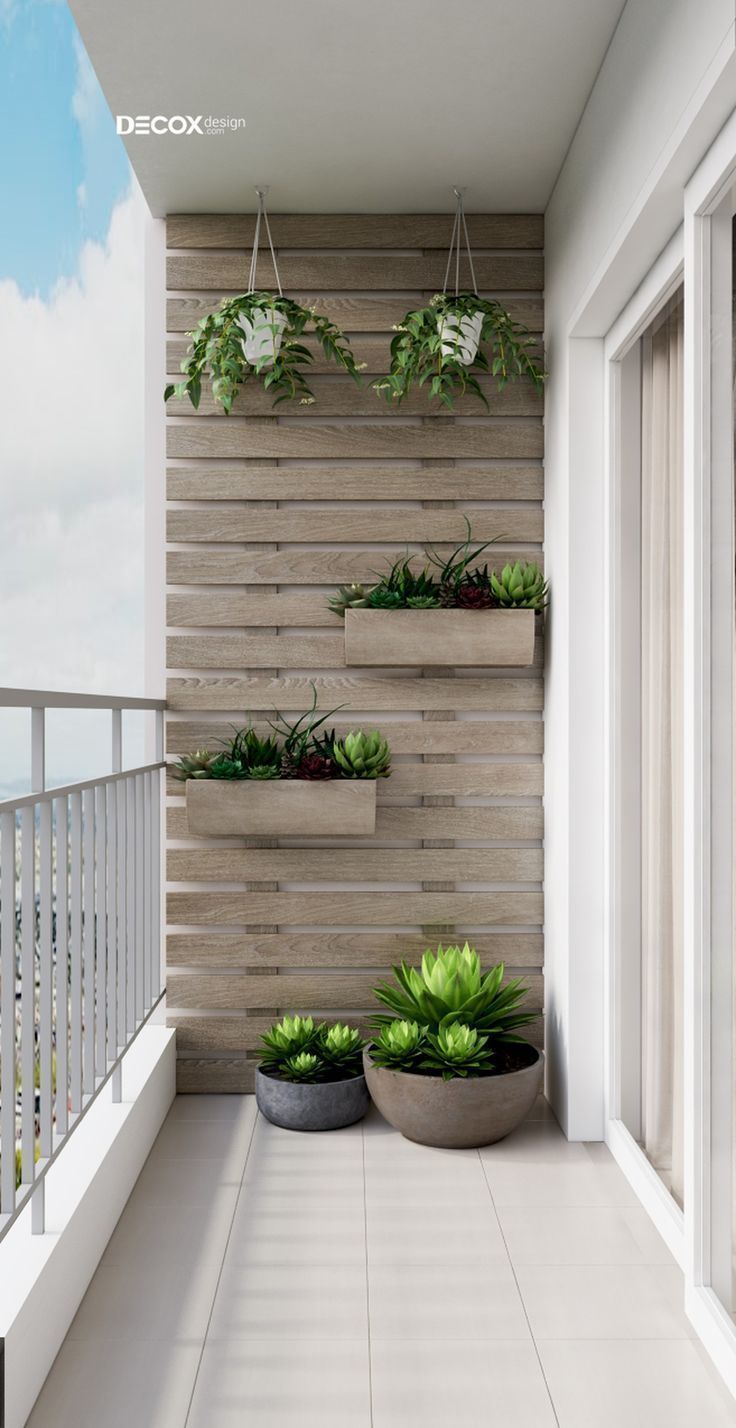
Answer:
[
  {"left": 368, "top": 1262, "right": 530, "bottom": 1339},
  {"left": 132, "top": 1153, "right": 242, "bottom": 1205},
  {"left": 366, "top": 1201, "right": 509, "bottom": 1265},
  {"left": 482, "top": 1157, "right": 640, "bottom": 1207},
  {"left": 538, "top": 1339, "right": 736, "bottom": 1427},
  {"left": 226, "top": 1202, "right": 367, "bottom": 1265},
  {"left": 480, "top": 1119, "right": 593, "bottom": 1163},
  {"left": 365, "top": 1158, "right": 491, "bottom": 1206},
  {"left": 208, "top": 1261, "right": 368, "bottom": 1339},
  {"left": 497, "top": 1204, "right": 675, "bottom": 1265},
  {"left": 101, "top": 1187, "right": 236, "bottom": 1268},
  {"left": 516, "top": 1262, "right": 695, "bottom": 1339},
  {"left": 185, "top": 1338, "right": 371, "bottom": 1427},
  {"left": 371, "top": 1339, "right": 557, "bottom": 1427},
  {"left": 150, "top": 1113, "right": 254, "bottom": 1174},
  {"left": 167, "top": 1093, "right": 257, "bottom": 1122},
  {"left": 26, "top": 1338, "right": 202, "bottom": 1428},
  {"left": 67, "top": 1254, "right": 221, "bottom": 1342}
]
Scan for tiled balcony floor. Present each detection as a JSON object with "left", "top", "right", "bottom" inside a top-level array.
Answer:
[{"left": 26, "top": 1094, "right": 736, "bottom": 1427}]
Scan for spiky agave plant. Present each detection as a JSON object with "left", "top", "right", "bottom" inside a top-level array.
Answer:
[
  {"left": 171, "top": 749, "right": 214, "bottom": 782},
  {"left": 333, "top": 730, "right": 392, "bottom": 779},
  {"left": 270, "top": 683, "right": 345, "bottom": 777},
  {"left": 370, "top": 1019, "right": 427, "bottom": 1072},
  {"left": 490, "top": 560, "right": 549, "bottom": 610},
  {"left": 280, "top": 1051, "right": 326, "bottom": 1083},
  {"left": 259, "top": 1014, "right": 318, "bottom": 1070},
  {"left": 367, "top": 557, "right": 439, "bottom": 609},
  {"left": 427, "top": 517, "right": 500, "bottom": 608},
  {"left": 371, "top": 943, "right": 538, "bottom": 1045}
]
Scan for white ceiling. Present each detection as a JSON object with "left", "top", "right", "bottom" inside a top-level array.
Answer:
[{"left": 70, "top": 0, "right": 627, "bottom": 217}]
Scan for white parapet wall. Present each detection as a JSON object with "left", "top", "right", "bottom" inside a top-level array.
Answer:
[{"left": 0, "top": 1024, "right": 176, "bottom": 1428}]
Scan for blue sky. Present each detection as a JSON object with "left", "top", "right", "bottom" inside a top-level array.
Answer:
[
  {"left": 0, "top": 0, "right": 131, "bottom": 295},
  {"left": 0, "top": 1, "right": 146, "bottom": 787}
]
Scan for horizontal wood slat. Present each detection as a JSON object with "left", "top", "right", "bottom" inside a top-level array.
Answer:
[
  {"left": 168, "top": 253, "right": 544, "bottom": 293},
  {"left": 167, "top": 214, "right": 545, "bottom": 250},
  {"left": 176, "top": 1059, "right": 255, "bottom": 1092},
  {"left": 166, "top": 718, "right": 544, "bottom": 756},
  {"left": 166, "top": 763, "right": 542, "bottom": 797},
  {"left": 167, "top": 930, "right": 544, "bottom": 968},
  {"left": 167, "top": 422, "right": 543, "bottom": 462},
  {"left": 166, "top": 549, "right": 541, "bottom": 588},
  {"left": 167, "top": 296, "right": 544, "bottom": 335},
  {"left": 167, "top": 804, "right": 543, "bottom": 840},
  {"left": 166, "top": 464, "right": 544, "bottom": 503},
  {"left": 168, "top": 890, "right": 543, "bottom": 926},
  {"left": 167, "top": 847, "right": 543, "bottom": 883},
  {"left": 166, "top": 675, "right": 544, "bottom": 712},
  {"left": 168, "top": 377, "right": 543, "bottom": 420},
  {"left": 166, "top": 592, "right": 543, "bottom": 635},
  {"left": 166, "top": 507, "right": 543, "bottom": 546},
  {"left": 167, "top": 970, "right": 544, "bottom": 1010},
  {"left": 167, "top": 633, "right": 542, "bottom": 674},
  {"left": 174, "top": 1019, "right": 544, "bottom": 1062}
]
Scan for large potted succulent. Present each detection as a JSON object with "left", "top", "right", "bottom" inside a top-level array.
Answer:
[
  {"left": 174, "top": 691, "right": 391, "bottom": 836},
  {"left": 256, "top": 1016, "right": 370, "bottom": 1131},
  {"left": 329, "top": 522, "right": 548, "bottom": 667},
  {"left": 373, "top": 190, "right": 544, "bottom": 410},
  {"left": 363, "top": 943, "right": 543, "bottom": 1148},
  {"left": 165, "top": 189, "right": 363, "bottom": 412}
]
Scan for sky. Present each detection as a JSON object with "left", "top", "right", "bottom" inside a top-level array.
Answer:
[{"left": 0, "top": 0, "right": 147, "bottom": 787}]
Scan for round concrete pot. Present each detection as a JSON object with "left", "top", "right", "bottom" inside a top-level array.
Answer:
[
  {"left": 363, "top": 1046, "right": 544, "bottom": 1148},
  {"left": 255, "top": 1066, "right": 370, "bottom": 1132}
]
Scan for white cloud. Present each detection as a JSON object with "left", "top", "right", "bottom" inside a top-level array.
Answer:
[{"left": 0, "top": 185, "right": 147, "bottom": 779}]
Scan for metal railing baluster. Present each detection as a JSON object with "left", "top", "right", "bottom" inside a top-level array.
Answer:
[
  {"left": 20, "top": 805, "right": 35, "bottom": 1189},
  {"left": 69, "top": 791, "right": 83, "bottom": 1116},
  {"left": 1, "top": 810, "right": 17, "bottom": 1216},
  {"left": 82, "top": 787, "right": 95, "bottom": 1099},
  {"left": 94, "top": 785, "right": 107, "bottom": 1080},
  {"left": 54, "top": 796, "right": 69, "bottom": 1137}
]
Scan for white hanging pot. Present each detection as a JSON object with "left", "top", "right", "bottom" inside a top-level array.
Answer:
[
  {"left": 437, "top": 308, "right": 484, "bottom": 366},
  {"left": 239, "top": 305, "right": 289, "bottom": 367}
]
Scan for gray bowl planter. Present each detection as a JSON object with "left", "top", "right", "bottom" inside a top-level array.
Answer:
[
  {"left": 363, "top": 1045, "right": 544, "bottom": 1148},
  {"left": 255, "top": 1066, "right": 371, "bottom": 1132},
  {"left": 186, "top": 778, "right": 377, "bottom": 836},
  {"left": 344, "top": 608, "right": 536, "bottom": 668}
]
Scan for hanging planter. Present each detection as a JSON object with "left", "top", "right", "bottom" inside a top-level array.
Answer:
[
  {"left": 165, "top": 188, "right": 363, "bottom": 412},
  {"left": 173, "top": 690, "right": 391, "bottom": 836},
  {"left": 374, "top": 187, "right": 545, "bottom": 410},
  {"left": 329, "top": 521, "right": 547, "bottom": 668}
]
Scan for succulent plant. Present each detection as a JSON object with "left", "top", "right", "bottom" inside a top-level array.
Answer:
[
  {"left": 320, "top": 1022, "right": 365, "bottom": 1075},
  {"left": 420, "top": 1023, "right": 493, "bottom": 1079},
  {"left": 281, "top": 1051, "right": 325, "bottom": 1083},
  {"left": 368, "top": 586, "right": 404, "bottom": 609},
  {"left": 270, "top": 683, "right": 345, "bottom": 776},
  {"left": 259, "top": 1014, "right": 318, "bottom": 1069},
  {"left": 371, "top": 943, "right": 539, "bottom": 1045},
  {"left": 429, "top": 518, "right": 500, "bottom": 608},
  {"left": 333, "top": 730, "right": 392, "bottom": 779},
  {"left": 328, "top": 583, "right": 370, "bottom": 618},
  {"left": 295, "top": 752, "right": 335, "bottom": 780},
  {"left": 370, "top": 1019, "right": 427, "bottom": 1071},
  {"left": 490, "top": 560, "right": 548, "bottom": 610},
  {"left": 447, "top": 575, "right": 494, "bottom": 609},
  {"left": 207, "top": 752, "right": 248, "bottom": 779},
  {"left": 406, "top": 594, "right": 442, "bottom": 608},
  {"left": 171, "top": 749, "right": 214, "bottom": 782}
]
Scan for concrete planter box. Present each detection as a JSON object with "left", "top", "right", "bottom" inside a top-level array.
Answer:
[
  {"left": 186, "top": 778, "right": 377, "bottom": 836},
  {"left": 344, "top": 608, "right": 536, "bottom": 668},
  {"left": 255, "top": 1066, "right": 370, "bottom": 1131},
  {"left": 363, "top": 1046, "right": 544, "bottom": 1148}
]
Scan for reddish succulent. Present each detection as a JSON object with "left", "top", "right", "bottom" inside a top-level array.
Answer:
[
  {"left": 449, "top": 581, "right": 494, "bottom": 610},
  {"left": 296, "top": 753, "right": 336, "bottom": 780}
]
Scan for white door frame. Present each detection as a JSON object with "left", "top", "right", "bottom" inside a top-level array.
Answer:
[{"left": 603, "top": 228, "right": 686, "bottom": 1267}]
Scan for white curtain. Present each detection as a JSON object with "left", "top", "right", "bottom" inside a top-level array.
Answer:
[{"left": 640, "top": 293, "right": 684, "bottom": 1206}]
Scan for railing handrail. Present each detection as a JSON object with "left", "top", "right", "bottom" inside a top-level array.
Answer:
[
  {"left": 0, "top": 689, "right": 165, "bottom": 711},
  {"left": 0, "top": 761, "right": 165, "bottom": 814}
]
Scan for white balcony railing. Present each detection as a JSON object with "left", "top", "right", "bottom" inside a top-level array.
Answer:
[{"left": 0, "top": 690, "right": 166, "bottom": 1239}]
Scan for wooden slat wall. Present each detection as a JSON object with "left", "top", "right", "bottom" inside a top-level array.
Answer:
[{"left": 166, "top": 212, "right": 544, "bottom": 1092}]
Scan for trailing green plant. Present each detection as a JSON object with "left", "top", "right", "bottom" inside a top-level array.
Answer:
[
  {"left": 373, "top": 291, "right": 544, "bottom": 411},
  {"left": 420, "top": 1023, "right": 493, "bottom": 1079},
  {"left": 490, "top": 560, "right": 549, "bottom": 610},
  {"left": 174, "top": 691, "right": 392, "bottom": 782},
  {"left": 371, "top": 942, "right": 539, "bottom": 1046},
  {"left": 370, "top": 1019, "right": 428, "bottom": 1072},
  {"left": 258, "top": 1015, "right": 366, "bottom": 1083},
  {"left": 332, "top": 730, "right": 392, "bottom": 779},
  {"left": 165, "top": 291, "right": 364, "bottom": 413}
]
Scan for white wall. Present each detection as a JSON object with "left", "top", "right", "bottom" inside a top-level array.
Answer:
[{"left": 544, "top": 0, "right": 736, "bottom": 1136}]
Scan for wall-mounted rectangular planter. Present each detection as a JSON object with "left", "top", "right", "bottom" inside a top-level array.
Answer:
[
  {"left": 344, "top": 608, "right": 536, "bottom": 668},
  {"left": 186, "top": 779, "right": 377, "bottom": 837}
]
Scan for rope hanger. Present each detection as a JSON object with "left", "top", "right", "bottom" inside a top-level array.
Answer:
[
  {"left": 247, "top": 186, "right": 283, "bottom": 297},
  {"left": 442, "top": 187, "right": 478, "bottom": 298}
]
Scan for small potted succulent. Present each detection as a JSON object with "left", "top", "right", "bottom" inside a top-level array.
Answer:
[
  {"left": 256, "top": 1015, "right": 370, "bottom": 1131},
  {"left": 173, "top": 689, "right": 391, "bottom": 836},
  {"left": 329, "top": 522, "right": 548, "bottom": 668},
  {"left": 363, "top": 943, "right": 543, "bottom": 1148}
]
